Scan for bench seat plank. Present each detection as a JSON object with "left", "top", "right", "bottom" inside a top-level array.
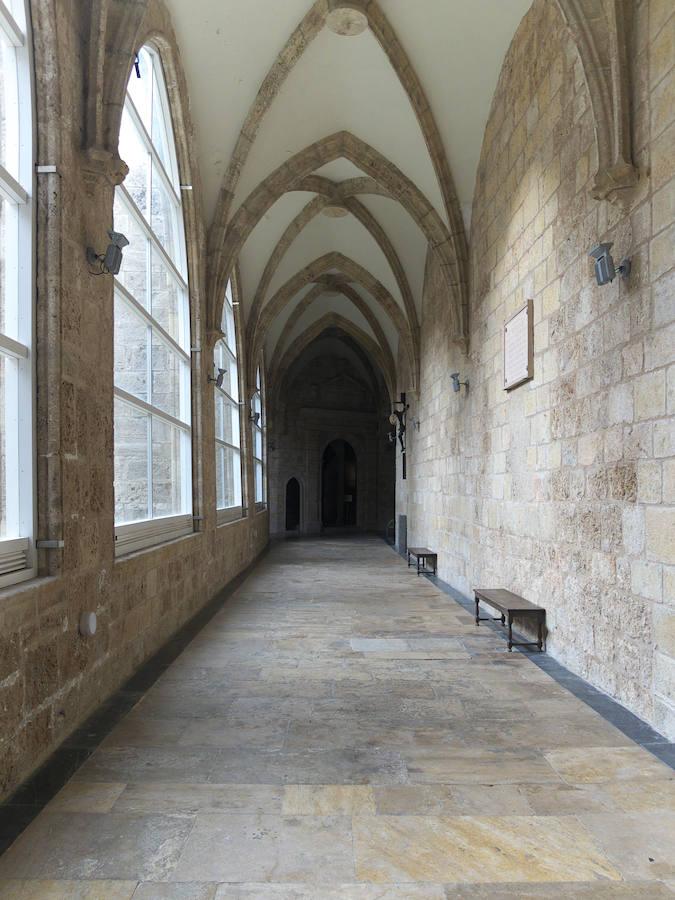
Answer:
[
  {"left": 473, "top": 587, "right": 545, "bottom": 652},
  {"left": 474, "top": 587, "right": 543, "bottom": 614}
]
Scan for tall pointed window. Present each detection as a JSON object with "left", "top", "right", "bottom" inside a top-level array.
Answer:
[
  {"left": 113, "top": 46, "right": 192, "bottom": 555},
  {"left": 252, "top": 366, "right": 266, "bottom": 507},
  {"left": 0, "top": 0, "right": 34, "bottom": 588},
  {"left": 214, "top": 280, "right": 242, "bottom": 522}
]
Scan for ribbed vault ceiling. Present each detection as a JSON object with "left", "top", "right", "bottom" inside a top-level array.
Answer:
[{"left": 165, "top": 0, "right": 531, "bottom": 393}]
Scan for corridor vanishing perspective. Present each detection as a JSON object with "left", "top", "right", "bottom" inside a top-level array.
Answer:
[{"left": 1, "top": 538, "right": 673, "bottom": 895}]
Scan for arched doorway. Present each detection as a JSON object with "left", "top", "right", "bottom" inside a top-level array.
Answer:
[
  {"left": 285, "top": 478, "right": 301, "bottom": 531},
  {"left": 321, "top": 440, "right": 357, "bottom": 528}
]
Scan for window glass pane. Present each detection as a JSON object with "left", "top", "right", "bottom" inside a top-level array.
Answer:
[
  {"left": 151, "top": 66, "right": 174, "bottom": 181},
  {"left": 0, "top": 353, "right": 19, "bottom": 538},
  {"left": 114, "top": 194, "right": 148, "bottom": 308},
  {"left": 127, "top": 48, "right": 152, "bottom": 130},
  {"left": 0, "top": 195, "right": 19, "bottom": 339},
  {"left": 151, "top": 333, "right": 186, "bottom": 422},
  {"left": 255, "top": 460, "right": 263, "bottom": 503},
  {"left": 151, "top": 416, "right": 186, "bottom": 518},
  {"left": 216, "top": 445, "right": 241, "bottom": 511},
  {"left": 151, "top": 246, "right": 186, "bottom": 346},
  {"left": 119, "top": 107, "right": 149, "bottom": 218},
  {"left": 114, "top": 296, "right": 148, "bottom": 402},
  {"left": 0, "top": 28, "right": 19, "bottom": 179},
  {"left": 151, "top": 160, "right": 181, "bottom": 267},
  {"left": 223, "top": 305, "right": 236, "bottom": 353},
  {"left": 216, "top": 396, "right": 238, "bottom": 447},
  {"left": 114, "top": 398, "right": 149, "bottom": 524},
  {"left": 254, "top": 427, "right": 263, "bottom": 460}
]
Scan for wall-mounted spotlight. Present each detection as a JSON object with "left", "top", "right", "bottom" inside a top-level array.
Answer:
[
  {"left": 250, "top": 411, "right": 261, "bottom": 425},
  {"left": 589, "top": 242, "right": 631, "bottom": 286},
  {"left": 208, "top": 367, "right": 226, "bottom": 388},
  {"left": 450, "top": 372, "right": 469, "bottom": 393},
  {"left": 86, "top": 230, "right": 129, "bottom": 276}
]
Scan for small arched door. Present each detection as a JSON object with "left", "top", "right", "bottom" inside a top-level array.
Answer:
[
  {"left": 285, "top": 478, "right": 301, "bottom": 531},
  {"left": 321, "top": 440, "right": 357, "bottom": 527}
]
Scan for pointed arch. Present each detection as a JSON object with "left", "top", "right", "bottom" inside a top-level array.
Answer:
[
  {"left": 275, "top": 281, "right": 396, "bottom": 382},
  {"left": 246, "top": 189, "right": 418, "bottom": 345},
  {"left": 270, "top": 312, "right": 395, "bottom": 406},
  {"left": 249, "top": 251, "right": 416, "bottom": 387},
  {"left": 214, "top": 132, "right": 466, "bottom": 344}
]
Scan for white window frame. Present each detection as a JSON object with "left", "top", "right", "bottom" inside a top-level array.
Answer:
[
  {"left": 215, "top": 281, "right": 243, "bottom": 526},
  {"left": 113, "top": 45, "right": 192, "bottom": 557},
  {"left": 252, "top": 365, "right": 266, "bottom": 510},
  {"left": 0, "top": 0, "right": 35, "bottom": 589}
]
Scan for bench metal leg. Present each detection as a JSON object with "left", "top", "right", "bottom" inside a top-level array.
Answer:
[
  {"left": 538, "top": 617, "right": 543, "bottom": 651},
  {"left": 501, "top": 614, "right": 506, "bottom": 626},
  {"left": 474, "top": 594, "right": 480, "bottom": 626},
  {"left": 508, "top": 614, "right": 513, "bottom": 651},
  {"left": 417, "top": 556, "right": 421, "bottom": 576}
]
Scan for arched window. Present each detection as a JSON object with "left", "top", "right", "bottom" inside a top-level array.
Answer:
[
  {"left": 214, "top": 280, "right": 243, "bottom": 522},
  {"left": 0, "top": 0, "right": 34, "bottom": 587},
  {"left": 113, "top": 46, "right": 192, "bottom": 555},
  {"left": 252, "top": 365, "right": 266, "bottom": 507}
]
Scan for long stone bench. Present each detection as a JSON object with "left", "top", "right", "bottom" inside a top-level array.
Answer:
[{"left": 473, "top": 587, "right": 545, "bottom": 652}]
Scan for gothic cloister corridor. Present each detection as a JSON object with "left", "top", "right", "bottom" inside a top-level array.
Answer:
[{"left": 1, "top": 537, "right": 673, "bottom": 896}]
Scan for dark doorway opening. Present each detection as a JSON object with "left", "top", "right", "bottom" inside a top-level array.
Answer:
[
  {"left": 285, "top": 478, "right": 300, "bottom": 531},
  {"left": 321, "top": 440, "right": 357, "bottom": 527}
]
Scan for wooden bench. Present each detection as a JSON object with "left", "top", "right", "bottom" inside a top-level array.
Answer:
[
  {"left": 473, "top": 587, "right": 545, "bottom": 652},
  {"left": 407, "top": 547, "right": 437, "bottom": 576}
]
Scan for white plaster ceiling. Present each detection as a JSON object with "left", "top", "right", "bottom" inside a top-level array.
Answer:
[{"left": 164, "top": 0, "right": 532, "bottom": 381}]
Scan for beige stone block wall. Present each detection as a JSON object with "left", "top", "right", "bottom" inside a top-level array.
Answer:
[
  {"left": 0, "top": 0, "right": 269, "bottom": 802},
  {"left": 404, "top": 0, "right": 675, "bottom": 737}
]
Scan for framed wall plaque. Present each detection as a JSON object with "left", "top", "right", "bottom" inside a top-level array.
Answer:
[{"left": 503, "top": 298, "right": 533, "bottom": 391}]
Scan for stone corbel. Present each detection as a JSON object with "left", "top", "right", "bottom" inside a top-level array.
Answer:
[
  {"left": 81, "top": 0, "right": 148, "bottom": 189},
  {"left": 556, "top": 0, "right": 638, "bottom": 202}
]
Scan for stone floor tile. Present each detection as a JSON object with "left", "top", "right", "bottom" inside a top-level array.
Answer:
[
  {"left": 0, "top": 882, "right": 138, "bottom": 899},
  {"left": 132, "top": 884, "right": 217, "bottom": 899},
  {"left": 112, "top": 783, "right": 284, "bottom": 815},
  {"left": 440, "top": 883, "right": 675, "bottom": 898},
  {"left": 372, "top": 783, "right": 534, "bottom": 816},
  {"left": 579, "top": 811, "right": 675, "bottom": 880},
  {"left": 282, "top": 785, "right": 376, "bottom": 815},
  {"left": 214, "top": 885, "right": 446, "bottom": 899},
  {"left": 352, "top": 815, "right": 622, "bottom": 883},
  {"left": 0, "top": 813, "right": 193, "bottom": 881},
  {"left": 172, "top": 814, "right": 354, "bottom": 883},
  {"left": 405, "top": 748, "right": 561, "bottom": 784},
  {"left": 47, "top": 781, "right": 127, "bottom": 813},
  {"left": 544, "top": 746, "right": 675, "bottom": 783}
]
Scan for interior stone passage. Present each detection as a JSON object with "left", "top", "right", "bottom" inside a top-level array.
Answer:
[{"left": 0, "top": 537, "right": 673, "bottom": 895}]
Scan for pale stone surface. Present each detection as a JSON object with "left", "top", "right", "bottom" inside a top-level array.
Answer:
[
  {"left": 402, "top": 0, "right": 675, "bottom": 742},
  {"left": 352, "top": 815, "right": 621, "bottom": 883},
  {"left": 1, "top": 538, "right": 670, "bottom": 895}
]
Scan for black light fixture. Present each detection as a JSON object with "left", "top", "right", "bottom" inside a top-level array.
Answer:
[
  {"left": 208, "top": 367, "right": 226, "bottom": 388},
  {"left": 388, "top": 392, "right": 409, "bottom": 479},
  {"left": 589, "top": 242, "right": 631, "bottom": 285},
  {"left": 450, "top": 372, "right": 469, "bottom": 393},
  {"left": 86, "top": 230, "right": 129, "bottom": 276}
]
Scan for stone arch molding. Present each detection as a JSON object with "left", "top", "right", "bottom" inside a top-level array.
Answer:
[
  {"left": 278, "top": 280, "right": 396, "bottom": 385},
  {"left": 270, "top": 312, "right": 396, "bottom": 408},
  {"left": 554, "top": 0, "right": 638, "bottom": 201},
  {"left": 250, "top": 251, "right": 415, "bottom": 389},
  {"left": 246, "top": 187, "right": 418, "bottom": 345},
  {"left": 208, "top": 0, "right": 468, "bottom": 276},
  {"left": 213, "top": 132, "right": 467, "bottom": 345}
]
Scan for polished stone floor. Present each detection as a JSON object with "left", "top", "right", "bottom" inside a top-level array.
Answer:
[{"left": 1, "top": 536, "right": 674, "bottom": 898}]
